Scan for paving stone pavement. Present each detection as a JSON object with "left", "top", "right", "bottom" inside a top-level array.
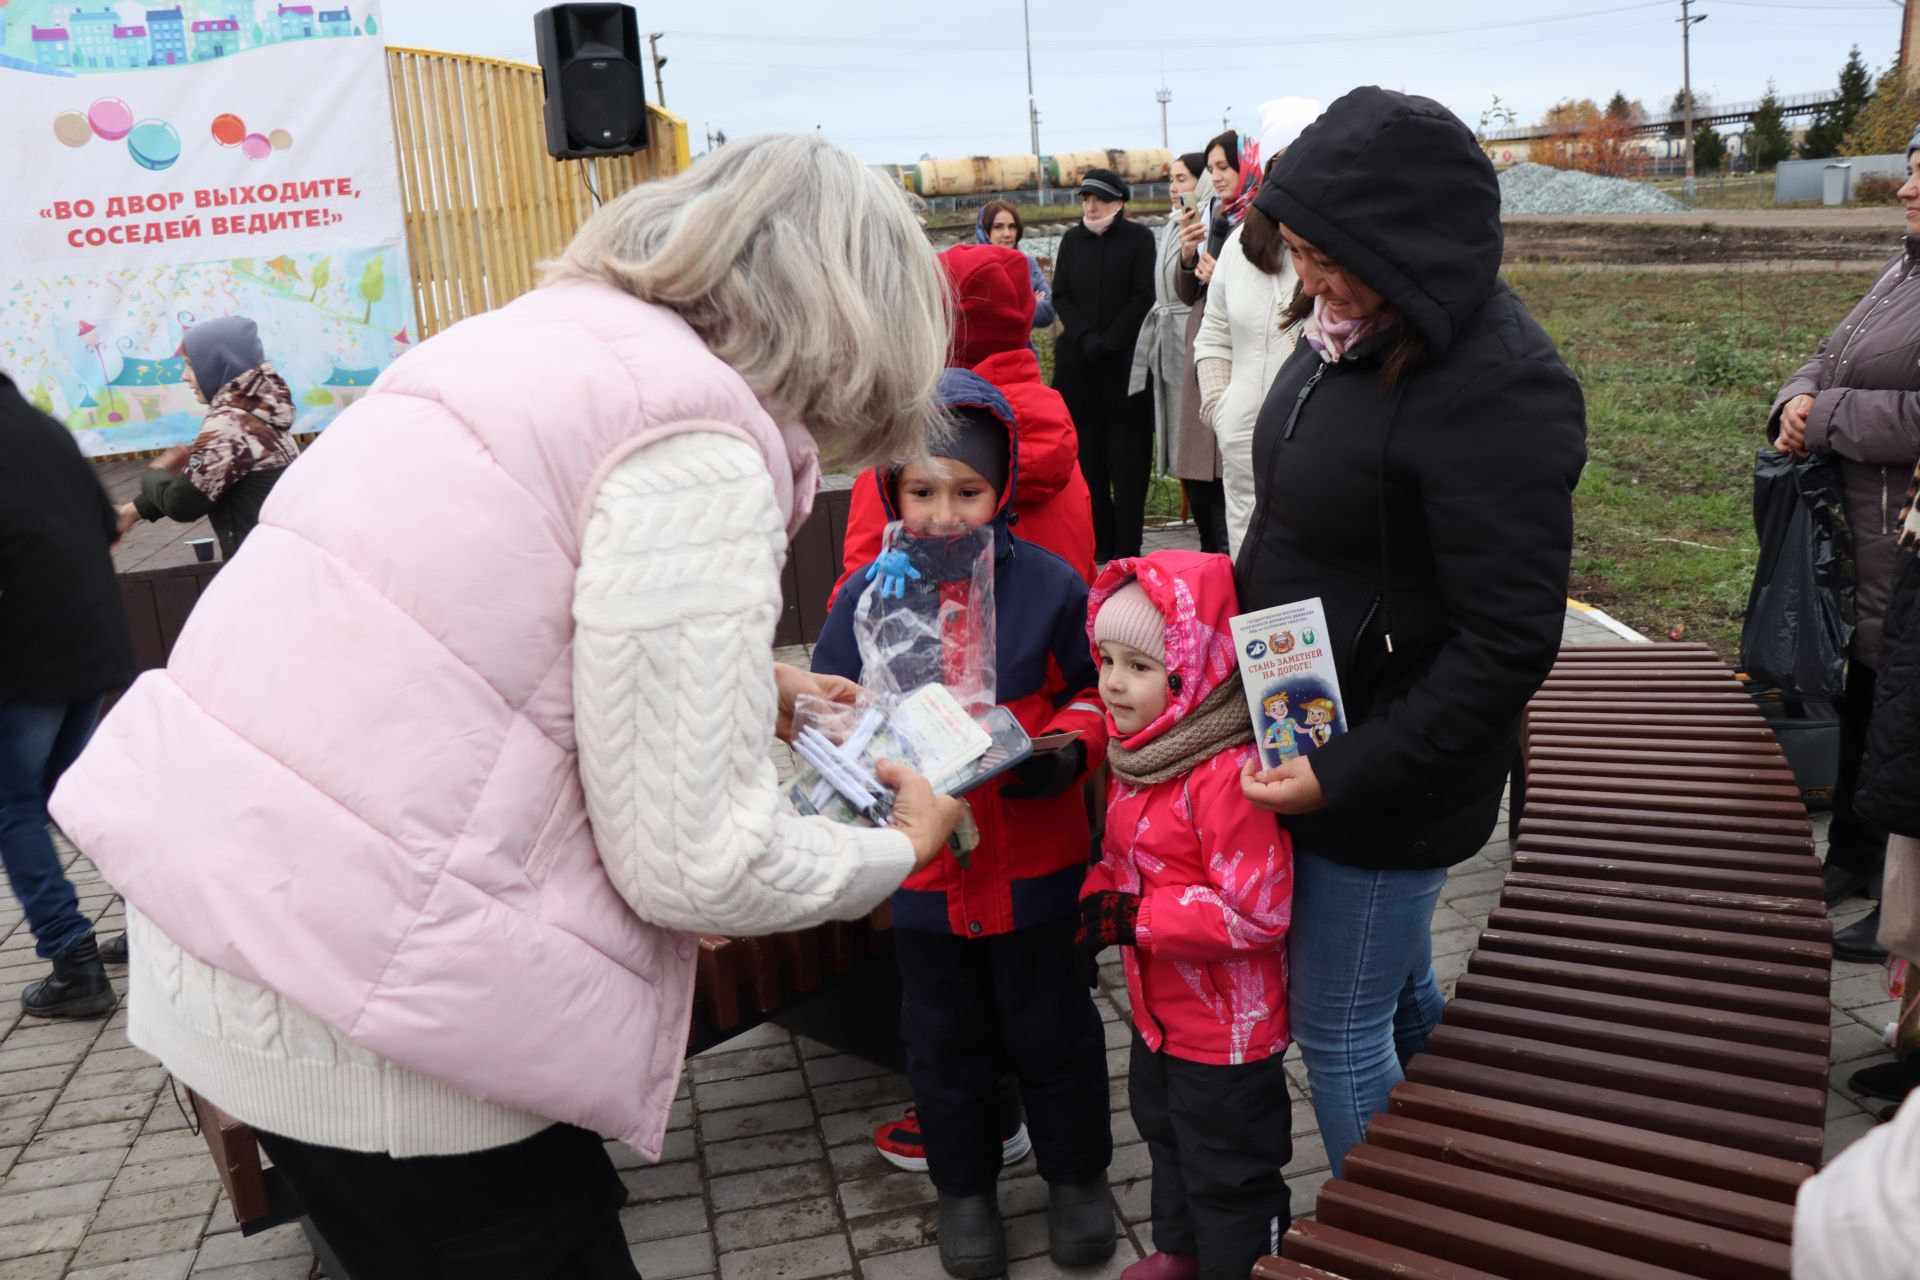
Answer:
[{"left": 0, "top": 524, "right": 1893, "bottom": 1277}]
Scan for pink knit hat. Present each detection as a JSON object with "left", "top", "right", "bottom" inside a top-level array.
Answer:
[{"left": 1092, "top": 579, "right": 1165, "bottom": 663}]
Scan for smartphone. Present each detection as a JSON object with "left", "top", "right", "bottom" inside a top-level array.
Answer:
[{"left": 1178, "top": 189, "right": 1209, "bottom": 214}]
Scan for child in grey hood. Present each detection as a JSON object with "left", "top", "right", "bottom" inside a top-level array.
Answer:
[{"left": 116, "top": 316, "right": 300, "bottom": 559}]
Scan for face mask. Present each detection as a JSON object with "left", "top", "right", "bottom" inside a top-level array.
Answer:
[{"left": 1083, "top": 208, "right": 1119, "bottom": 236}]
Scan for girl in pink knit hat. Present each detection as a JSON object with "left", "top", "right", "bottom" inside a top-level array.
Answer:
[{"left": 1080, "top": 550, "right": 1296, "bottom": 1280}]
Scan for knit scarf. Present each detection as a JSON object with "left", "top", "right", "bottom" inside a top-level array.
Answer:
[
  {"left": 1303, "top": 296, "right": 1399, "bottom": 363},
  {"left": 1108, "top": 673, "right": 1255, "bottom": 786},
  {"left": 1083, "top": 209, "right": 1119, "bottom": 236}
]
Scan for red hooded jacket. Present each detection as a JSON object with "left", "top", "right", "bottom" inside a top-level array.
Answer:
[
  {"left": 829, "top": 245, "right": 1095, "bottom": 607},
  {"left": 1083, "top": 551, "right": 1293, "bottom": 1065}
]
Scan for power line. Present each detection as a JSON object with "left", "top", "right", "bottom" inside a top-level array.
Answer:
[{"left": 664, "top": 3, "right": 1675, "bottom": 53}]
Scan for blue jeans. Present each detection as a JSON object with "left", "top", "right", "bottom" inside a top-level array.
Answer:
[
  {"left": 1287, "top": 851, "right": 1449, "bottom": 1176},
  {"left": 0, "top": 698, "right": 102, "bottom": 960}
]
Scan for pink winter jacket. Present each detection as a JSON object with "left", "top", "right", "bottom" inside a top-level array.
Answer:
[
  {"left": 1083, "top": 552, "right": 1293, "bottom": 1066},
  {"left": 50, "top": 281, "right": 820, "bottom": 1158}
]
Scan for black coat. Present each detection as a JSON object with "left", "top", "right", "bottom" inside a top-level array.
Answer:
[
  {"left": 0, "top": 373, "right": 136, "bottom": 704},
  {"left": 1234, "top": 87, "right": 1588, "bottom": 871},
  {"left": 1050, "top": 215, "right": 1156, "bottom": 425},
  {"left": 1858, "top": 545, "right": 1920, "bottom": 837}
]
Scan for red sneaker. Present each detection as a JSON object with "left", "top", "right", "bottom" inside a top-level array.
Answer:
[
  {"left": 1121, "top": 1252, "right": 1199, "bottom": 1280},
  {"left": 872, "top": 1107, "right": 1033, "bottom": 1173}
]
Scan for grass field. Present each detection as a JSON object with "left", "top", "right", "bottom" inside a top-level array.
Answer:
[
  {"left": 1511, "top": 267, "right": 1873, "bottom": 658},
  {"left": 1040, "top": 268, "right": 1879, "bottom": 659}
]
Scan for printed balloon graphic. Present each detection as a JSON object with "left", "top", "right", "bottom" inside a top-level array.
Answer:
[
  {"left": 211, "top": 113, "right": 246, "bottom": 147},
  {"left": 269, "top": 128, "right": 293, "bottom": 152},
  {"left": 88, "top": 98, "right": 133, "bottom": 141},
  {"left": 240, "top": 132, "right": 272, "bottom": 161},
  {"left": 128, "top": 119, "right": 182, "bottom": 171},
  {"left": 53, "top": 111, "right": 91, "bottom": 148}
]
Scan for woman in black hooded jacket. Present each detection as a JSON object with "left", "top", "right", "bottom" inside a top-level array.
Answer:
[{"left": 1234, "top": 87, "right": 1587, "bottom": 1174}]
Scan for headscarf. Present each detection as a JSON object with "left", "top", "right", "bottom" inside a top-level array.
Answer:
[{"left": 1219, "top": 133, "right": 1262, "bottom": 227}]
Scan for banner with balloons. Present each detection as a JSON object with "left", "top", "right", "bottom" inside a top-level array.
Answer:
[{"left": 0, "top": 0, "right": 413, "bottom": 456}]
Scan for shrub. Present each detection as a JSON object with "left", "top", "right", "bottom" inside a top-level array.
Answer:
[{"left": 1855, "top": 171, "right": 1902, "bottom": 203}]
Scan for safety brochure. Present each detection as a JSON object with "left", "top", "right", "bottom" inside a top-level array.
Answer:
[{"left": 1229, "top": 597, "right": 1349, "bottom": 771}]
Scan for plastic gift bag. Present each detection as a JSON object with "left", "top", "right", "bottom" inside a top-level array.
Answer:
[
  {"left": 853, "top": 521, "right": 998, "bottom": 717},
  {"left": 1739, "top": 449, "right": 1856, "bottom": 699}
]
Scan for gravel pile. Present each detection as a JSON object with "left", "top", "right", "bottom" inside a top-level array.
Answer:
[{"left": 1497, "top": 162, "right": 1688, "bottom": 215}]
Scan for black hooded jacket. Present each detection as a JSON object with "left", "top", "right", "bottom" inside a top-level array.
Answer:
[
  {"left": 1234, "top": 87, "right": 1587, "bottom": 871},
  {"left": 0, "top": 373, "right": 135, "bottom": 704}
]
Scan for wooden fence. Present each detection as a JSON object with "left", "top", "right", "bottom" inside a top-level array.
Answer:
[{"left": 384, "top": 46, "right": 692, "bottom": 339}]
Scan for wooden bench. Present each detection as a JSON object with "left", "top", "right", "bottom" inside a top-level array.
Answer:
[{"left": 1260, "top": 644, "right": 1829, "bottom": 1280}]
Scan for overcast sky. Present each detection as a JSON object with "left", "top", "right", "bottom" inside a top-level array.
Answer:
[{"left": 382, "top": 0, "right": 1908, "bottom": 163}]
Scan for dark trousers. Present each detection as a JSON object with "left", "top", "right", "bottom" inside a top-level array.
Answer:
[
  {"left": 1130, "top": 1036, "right": 1292, "bottom": 1280},
  {"left": 255, "top": 1124, "right": 638, "bottom": 1280},
  {"left": 1079, "top": 409, "right": 1155, "bottom": 562},
  {"left": 895, "top": 920, "right": 1112, "bottom": 1196},
  {"left": 1829, "top": 662, "right": 1890, "bottom": 886},
  {"left": 1183, "top": 480, "right": 1229, "bottom": 557},
  {"left": 0, "top": 697, "right": 101, "bottom": 960}
]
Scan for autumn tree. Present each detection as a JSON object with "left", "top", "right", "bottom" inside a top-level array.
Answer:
[
  {"left": 1843, "top": 62, "right": 1920, "bottom": 155},
  {"left": 310, "top": 257, "right": 330, "bottom": 302},
  {"left": 1750, "top": 81, "right": 1793, "bottom": 169},
  {"left": 1535, "top": 98, "right": 1649, "bottom": 178},
  {"left": 1802, "top": 45, "right": 1874, "bottom": 158}
]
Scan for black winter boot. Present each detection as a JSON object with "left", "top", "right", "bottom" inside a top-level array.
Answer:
[
  {"left": 1048, "top": 1174, "right": 1117, "bottom": 1267},
  {"left": 936, "top": 1191, "right": 1006, "bottom": 1280},
  {"left": 99, "top": 933, "right": 128, "bottom": 965},
  {"left": 21, "top": 935, "right": 117, "bottom": 1019}
]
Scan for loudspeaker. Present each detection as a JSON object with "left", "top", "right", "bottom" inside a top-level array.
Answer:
[{"left": 533, "top": 4, "right": 649, "bottom": 160}]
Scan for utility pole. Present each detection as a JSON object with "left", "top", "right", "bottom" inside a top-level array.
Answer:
[
  {"left": 1022, "top": 0, "right": 1045, "bottom": 201},
  {"left": 1678, "top": 0, "right": 1707, "bottom": 200},
  {"left": 1222, "top": 105, "right": 1232, "bottom": 132},
  {"left": 1156, "top": 86, "right": 1171, "bottom": 149},
  {"left": 647, "top": 31, "right": 667, "bottom": 108}
]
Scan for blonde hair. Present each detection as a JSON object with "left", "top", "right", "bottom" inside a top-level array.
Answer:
[{"left": 545, "top": 133, "right": 951, "bottom": 468}]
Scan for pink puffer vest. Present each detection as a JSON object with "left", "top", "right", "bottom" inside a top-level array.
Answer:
[{"left": 51, "top": 280, "right": 819, "bottom": 1157}]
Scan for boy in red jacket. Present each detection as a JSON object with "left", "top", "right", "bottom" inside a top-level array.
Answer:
[
  {"left": 828, "top": 243, "right": 1095, "bottom": 608},
  {"left": 1079, "top": 551, "right": 1294, "bottom": 1280},
  {"left": 812, "top": 369, "right": 1113, "bottom": 1279}
]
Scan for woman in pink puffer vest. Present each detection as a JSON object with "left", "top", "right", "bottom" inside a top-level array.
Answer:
[{"left": 49, "top": 134, "right": 964, "bottom": 1279}]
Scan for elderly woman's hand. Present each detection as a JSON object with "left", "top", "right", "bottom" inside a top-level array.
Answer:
[
  {"left": 875, "top": 758, "right": 967, "bottom": 871},
  {"left": 1776, "top": 394, "right": 1814, "bottom": 456},
  {"left": 773, "top": 663, "right": 861, "bottom": 743},
  {"left": 1240, "top": 756, "right": 1327, "bottom": 815}
]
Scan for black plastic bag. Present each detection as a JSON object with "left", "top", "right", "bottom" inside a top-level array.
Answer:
[{"left": 1738, "top": 449, "right": 1856, "bottom": 698}]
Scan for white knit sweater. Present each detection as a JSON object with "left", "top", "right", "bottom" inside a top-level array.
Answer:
[{"left": 128, "top": 431, "right": 915, "bottom": 1156}]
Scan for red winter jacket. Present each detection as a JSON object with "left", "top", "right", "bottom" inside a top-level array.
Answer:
[
  {"left": 1083, "top": 551, "right": 1293, "bottom": 1065},
  {"left": 829, "top": 245, "right": 1095, "bottom": 608}
]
